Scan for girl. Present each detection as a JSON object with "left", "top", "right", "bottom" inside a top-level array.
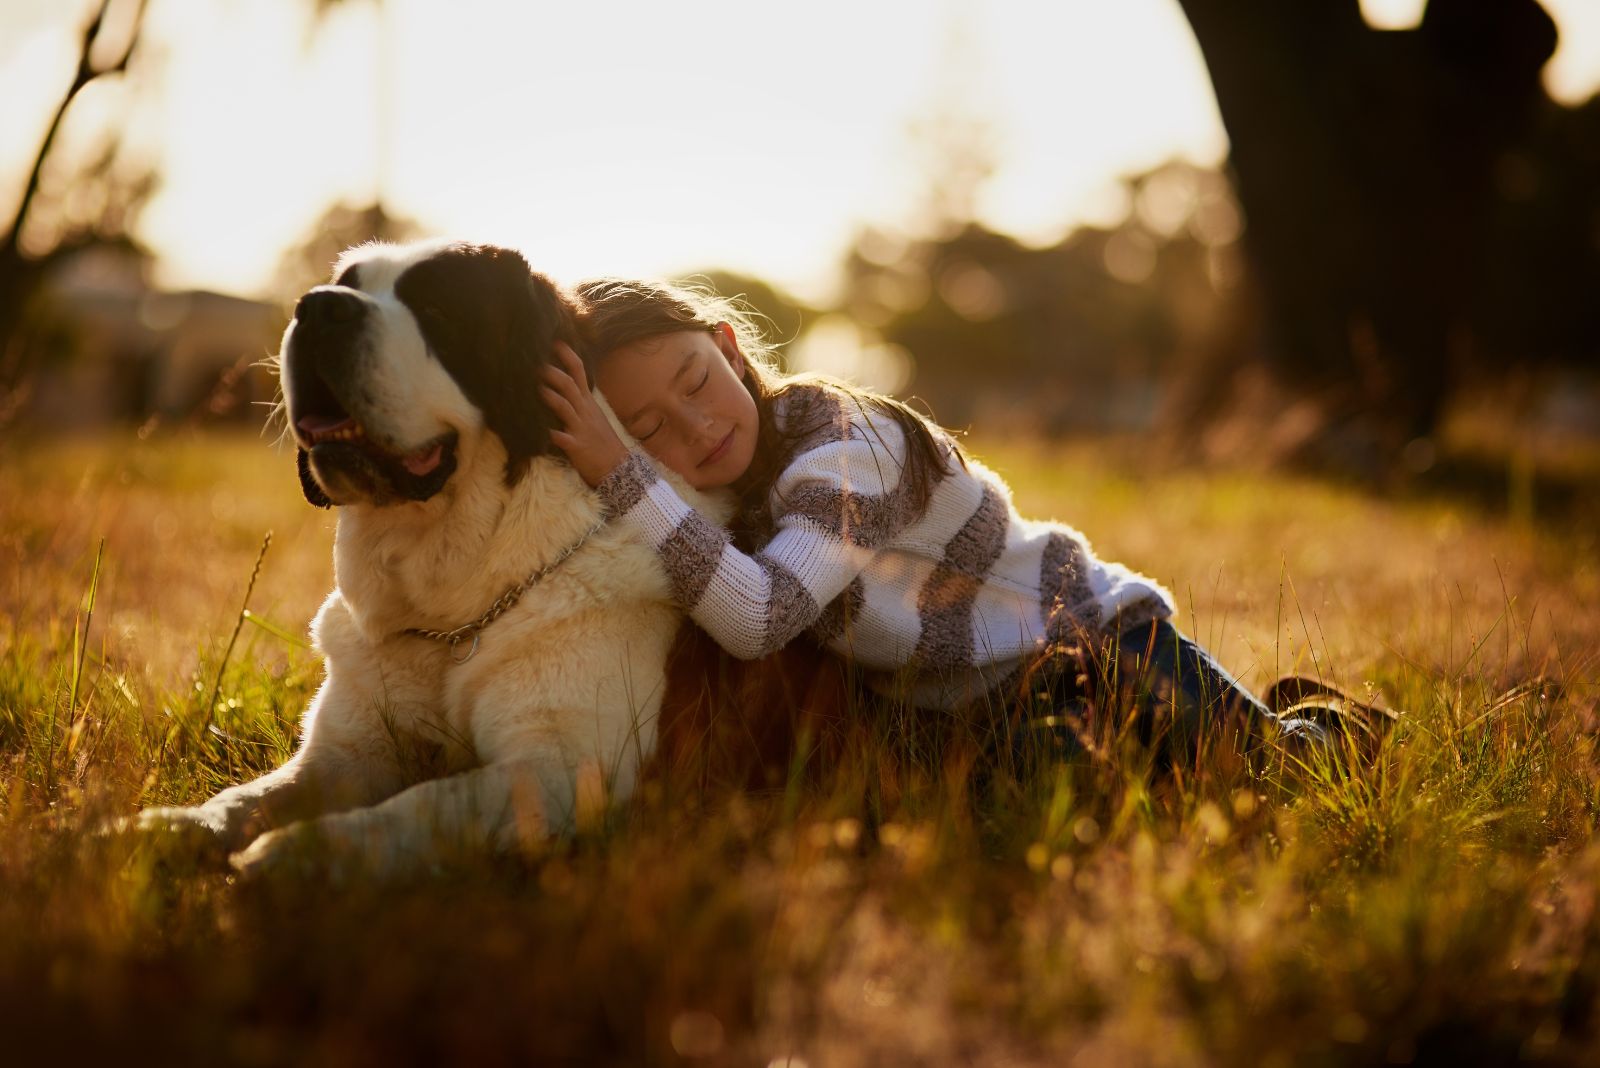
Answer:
[{"left": 539, "top": 278, "right": 1327, "bottom": 768}]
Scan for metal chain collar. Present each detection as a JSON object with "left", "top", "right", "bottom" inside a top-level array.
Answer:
[{"left": 400, "top": 518, "right": 606, "bottom": 663}]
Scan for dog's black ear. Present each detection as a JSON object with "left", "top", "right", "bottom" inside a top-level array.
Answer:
[
  {"left": 298, "top": 447, "right": 333, "bottom": 508},
  {"left": 491, "top": 255, "right": 574, "bottom": 485},
  {"left": 394, "top": 242, "right": 576, "bottom": 487}
]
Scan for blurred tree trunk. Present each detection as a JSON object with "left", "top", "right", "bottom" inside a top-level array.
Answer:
[
  {"left": 0, "top": 0, "right": 148, "bottom": 392},
  {"left": 1175, "top": 0, "right": 1556, "bottom": 457}
]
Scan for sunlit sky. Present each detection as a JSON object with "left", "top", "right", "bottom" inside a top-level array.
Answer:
[{"left": 3, "top": 0, "right": 1599, "bottom": 305}]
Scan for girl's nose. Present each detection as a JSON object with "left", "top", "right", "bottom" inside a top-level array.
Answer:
[{"left": 689, "top": 408, "right": 717, "bottom": 441}]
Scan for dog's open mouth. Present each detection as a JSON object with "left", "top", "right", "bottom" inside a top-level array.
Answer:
[{"left": 297, "top": 413, "right": 447, "bottom": 477}]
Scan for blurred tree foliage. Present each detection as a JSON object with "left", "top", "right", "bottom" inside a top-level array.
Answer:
[
  {"left": 1176, "top": 0, "right": 1599, "bottom": 465},
  {"left": 271, "top": 201, "right": 423, "bottom": 306},
  {"left": 0, "top": 0, "right": 153, "bottom": 397},
  {"left": 1, "top": 0, "right": 358, "bottom": 413},
  {"left": 839, "top": 161, "right": 1243, "bottom": 435}
]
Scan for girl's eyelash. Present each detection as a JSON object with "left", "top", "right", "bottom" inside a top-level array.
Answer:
[{"left": 637, "top": 366, "right": 706, "bottom": 440}]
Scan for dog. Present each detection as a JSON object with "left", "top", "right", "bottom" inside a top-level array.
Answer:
[{"left": 134, "top": 239, "right": 731, "bottom": 878}]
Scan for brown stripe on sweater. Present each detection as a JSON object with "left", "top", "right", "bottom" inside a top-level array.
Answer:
[
  {"left": 1040, "top": 531, "right": 1073, "bottom": 602},
  {"left": 912, "top": 483, "right": 1009, "bottom": 665},
  {"left": 784, "top": 481, "right": 920, "bottom": 548},
  {"left": 812, "top": 575, "right": 866, "bottom": 643},
  {"left": 660, "top": 512, "right": 730, "bottom": 609},
  {"left": 761, "top": 558, "right": 822, "bottom": 654},
  {"left": 595, "top": 450, "right": 659, "bottom": 520},
  {"left": 1042, "top": 531, "right": 1101, "bottom": 644},
  {"left": 773, "top": 384, "right": 848, "bottom": 458}
]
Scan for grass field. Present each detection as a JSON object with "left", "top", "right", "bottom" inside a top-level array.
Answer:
[{"left": 2, "top": 426, "right": 1598, "bottom": 1066}]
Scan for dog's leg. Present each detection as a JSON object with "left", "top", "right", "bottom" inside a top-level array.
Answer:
[
  {"left": 135, "top": 747, "right": 399, "bottom": 862},
  {"left": 228, "top": 752, "right": 599, "bottom": 881},
  {"left": 231, "top": 687, "right": 659, "bottom": 880},
  {"left": 132, "top": 679, "right": 410, "bottom": 864}
]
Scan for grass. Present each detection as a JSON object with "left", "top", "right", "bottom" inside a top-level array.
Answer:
[{"left": 1, "top": 426, "right": 1598, "bottom": 1066}]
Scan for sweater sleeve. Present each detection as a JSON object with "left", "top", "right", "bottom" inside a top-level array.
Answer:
[{"left": 595, "top": 414, "right": 919, "bottom": 660}]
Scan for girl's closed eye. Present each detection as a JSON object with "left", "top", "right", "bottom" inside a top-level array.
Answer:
[
  {"left": 638, "top": 419, "right": 665, "bottom": 442},
  {"left": 688, "top": 370, "right": 709, "bottom": 395}
]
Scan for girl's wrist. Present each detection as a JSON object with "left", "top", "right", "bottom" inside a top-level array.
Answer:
[
  {"left": 594, "top": 449, "right": 657, "bottom": 518},
  {"left": 581, "top": 445, "right": 631, "bottom": 489}
]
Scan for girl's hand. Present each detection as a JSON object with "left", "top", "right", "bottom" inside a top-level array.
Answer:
[{"left": 540, "top": 341, "right": 632, "bottom": 488}]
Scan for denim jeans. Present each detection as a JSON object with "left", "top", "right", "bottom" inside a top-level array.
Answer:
[{"left": 1008, "top": 618, "right": 1283, "bottom": 768}]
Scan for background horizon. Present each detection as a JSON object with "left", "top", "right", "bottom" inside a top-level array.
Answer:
[{"left": 4, "top": 0, "right": 1598, "bottom": 307}]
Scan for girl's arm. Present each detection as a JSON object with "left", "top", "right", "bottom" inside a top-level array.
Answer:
[{"left": 595, "top": 438, "right": 906, "bottom": 660}]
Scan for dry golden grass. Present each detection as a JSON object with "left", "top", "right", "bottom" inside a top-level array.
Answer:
[{"left": 1, "top": 426, "right": 1597, "bottom": 1066}]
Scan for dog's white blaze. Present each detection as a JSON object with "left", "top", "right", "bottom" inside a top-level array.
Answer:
[{"left": 361, "top": 294, "right": 481, "bottom": 451}]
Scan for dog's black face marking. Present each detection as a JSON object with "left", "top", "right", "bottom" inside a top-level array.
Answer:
[
  {"left": 393, "top": 243, "right": 575, "bottom": 487},
  {"left": 297, "top": 446, "right": 333, "bottom": 509}
]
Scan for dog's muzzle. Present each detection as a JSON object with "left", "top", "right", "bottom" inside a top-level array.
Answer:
[{"left": 285, "top": 287, "right": 458, "bottom": 506}]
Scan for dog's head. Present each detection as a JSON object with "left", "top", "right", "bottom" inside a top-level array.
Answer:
[{"left": 281, "top": 240, "right": 578, "bottom": 508}]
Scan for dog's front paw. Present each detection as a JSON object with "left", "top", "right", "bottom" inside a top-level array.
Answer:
[
  {"left": 118, "top": 805, "right": 239, "bottom": 873},
  {"left": 228, "top": 825, "right": 303, "bottom": 882},
  {"left": 229, "top": 823, "right": 354, "bottom": 884}
]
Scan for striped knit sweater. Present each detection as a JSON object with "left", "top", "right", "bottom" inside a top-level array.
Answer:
[{"left": 597, "top": 382, "right": 1176, "bottom": 709}]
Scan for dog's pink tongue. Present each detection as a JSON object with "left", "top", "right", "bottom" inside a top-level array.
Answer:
[{"left": 403, "top": 443, "right": 443, "bottom": 476}]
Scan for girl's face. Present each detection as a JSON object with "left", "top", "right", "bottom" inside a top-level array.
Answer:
[{"left": 596, "top": 324, "right": 760, "bottom": 491}]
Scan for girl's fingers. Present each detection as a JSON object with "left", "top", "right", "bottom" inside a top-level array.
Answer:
[
  {"left": 541, "top": 362, "right": 594, "bottom": 407},
  {"left": 541, "top": 367, "right": 588, "bottom": 408},
  {"left": 553, "top": 341, "right": 587, "bottom": 384},
  {"left": 544, "top": 364, "right": 576, "bottom": 402},
  {"left": 539, "top": 386, "right": 578, "bottom": 424}
]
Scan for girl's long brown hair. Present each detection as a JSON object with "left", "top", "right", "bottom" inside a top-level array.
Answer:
[{"left": 574, "top": 277, "right": 963, "bottom": 549}]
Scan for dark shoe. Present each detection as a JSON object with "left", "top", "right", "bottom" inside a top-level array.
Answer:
[{"left": 1262, "top": 675, "right": 1401, "bottom": 757}]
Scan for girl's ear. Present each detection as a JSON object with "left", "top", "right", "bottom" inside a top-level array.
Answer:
[{"left": 713, "top": 321, "right": 745, "bottom": 377}]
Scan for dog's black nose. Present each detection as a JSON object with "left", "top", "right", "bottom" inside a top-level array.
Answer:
[{"left": 296, "top": 287, "right": 367, "bottom": 327}]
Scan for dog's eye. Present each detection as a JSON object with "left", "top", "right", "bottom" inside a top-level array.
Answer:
[{"left": 412, "top": 306, "right": 459, "bottom": 342}]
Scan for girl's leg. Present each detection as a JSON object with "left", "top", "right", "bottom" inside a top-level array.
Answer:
[
  {"left": 1001, "top": 619, "right": 1328, "bottom": 772},
  {"left": 1102, "top": 619, "right": 1317, "bottom": 764}
]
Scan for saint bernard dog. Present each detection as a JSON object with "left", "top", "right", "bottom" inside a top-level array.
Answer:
[{"left": 133, "top": 239, "right": 731, "bottom": 878}]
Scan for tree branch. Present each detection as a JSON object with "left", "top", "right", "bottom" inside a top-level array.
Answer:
[{"left": 1, "top": 0, "right": 149, "bottom": 259}]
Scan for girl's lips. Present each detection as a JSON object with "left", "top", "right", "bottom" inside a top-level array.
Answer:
[{"left": 699, "top": 429, "right": 734, "bottom": 467}]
